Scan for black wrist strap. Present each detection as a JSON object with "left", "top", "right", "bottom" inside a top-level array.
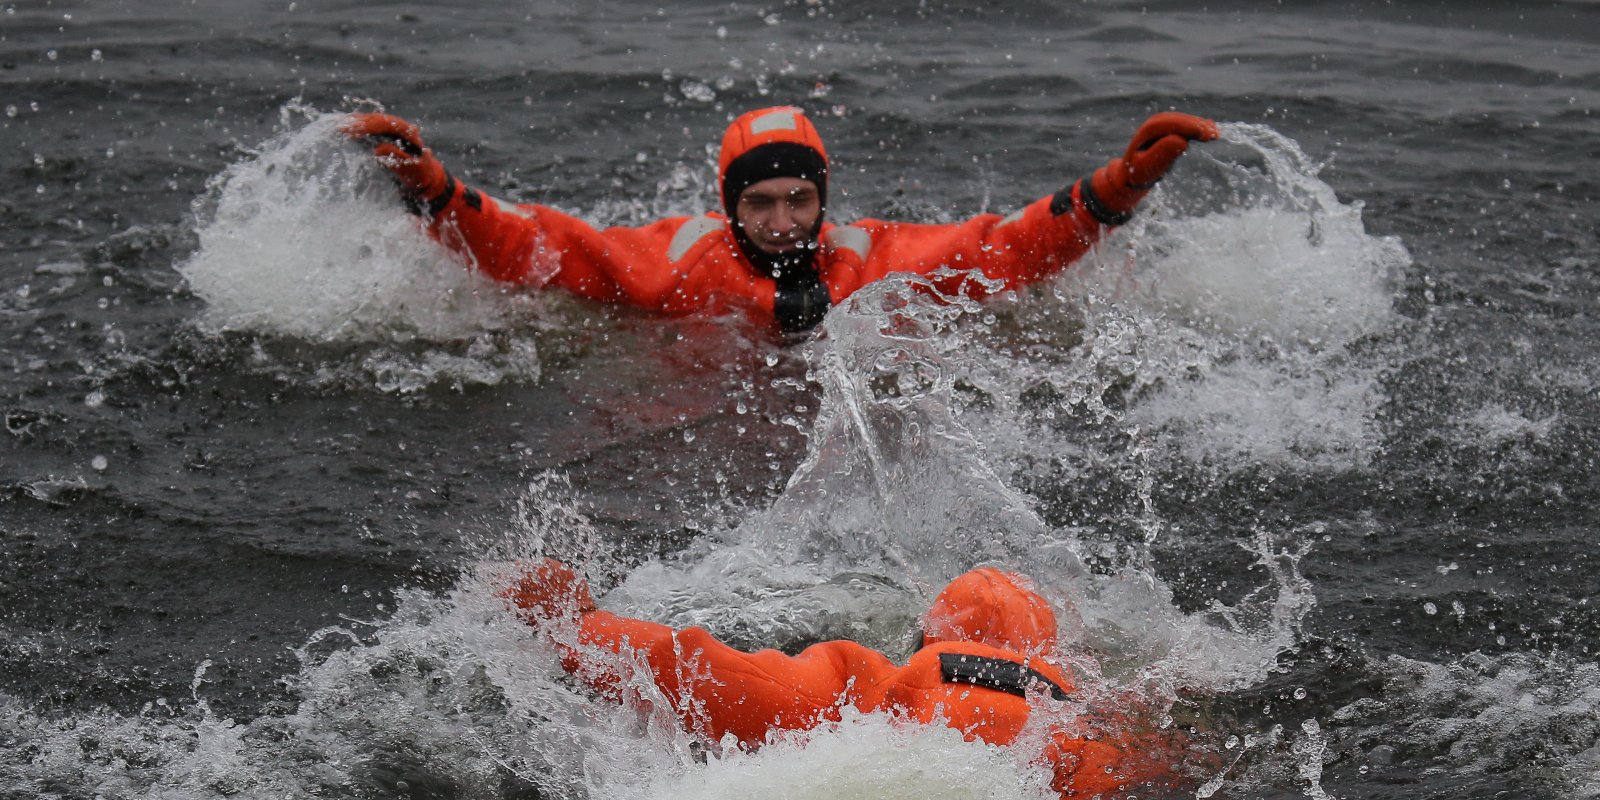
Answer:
[
  {"left": 1075, "top": 177, "right": 1133, "bottom": 227},
  {"left": 1048, "top": 177, "right": 1134, "bottom": 226},
  {"left": 405, "top": 173, "right": 458, "bottom": 218}
]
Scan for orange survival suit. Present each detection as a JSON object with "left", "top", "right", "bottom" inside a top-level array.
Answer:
[
  {"left": 344, "top": 107, "right": 1218, "bottom": 334},
  {"left": 506, "top": 562, "right": 1189, "bottom": 798}
]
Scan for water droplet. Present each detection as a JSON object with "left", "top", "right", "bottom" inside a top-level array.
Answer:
[
  {"left": 91, "top": 48, "right": 103, "bottom": 62},
  {"left": 1423, "top": 601, "right": 1438, "bottom": 616},
  {"left": 1293, "top": 687, "right": 1307, "bottom": 700},
  {"left": 46, "top": 49, "right": 59, "bottom": 61},
  {"left": 682, "top": 429, "right": 696, "bottom": 443},
  {"left": 84, "top": 390, "right": 104, "bottom": 408},
  {"left": 4, "top": 105, "right": 16, "bottom": 118},
  {"left": 680, "top": 80, "right": 716, "bottom": 103},
  {"left": 91, "top": 455, "right": 107, "bottom": 471}
]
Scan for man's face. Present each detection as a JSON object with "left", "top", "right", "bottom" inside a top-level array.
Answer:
[{"left": 734, "top": 177, "right": 821, "bottom": 255}]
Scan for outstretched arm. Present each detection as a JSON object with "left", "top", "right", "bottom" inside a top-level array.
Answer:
[
  {"left": 1078, "top": 112, "right": 1221, "bottom": 227},
  {"left": 982, "top": 111, "right": 1219, "bottom": 287},
  {"left": 838, "top": 112, "right": 1218, "bottom": 298},
  {"left": 340, "top": 113, "right": 703, "bottom": 307},
  {"left": 501, "top": 560, "right": 896, "bottom": 747}
]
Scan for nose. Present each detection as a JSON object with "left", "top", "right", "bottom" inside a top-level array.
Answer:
[{"left": 770, "top": 203, "right": 796, "bottom": 233}]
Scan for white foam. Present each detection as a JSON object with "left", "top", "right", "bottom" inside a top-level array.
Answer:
[
  {"left": 179, "top": 106, "right": 531, "bottom": 343},
  {"left": 1457, "top": 403, "right": 1560, "bottom": 446},
  {"left": 626, "top": 710, "right": 1057, "bottom": 800},
  {"left": 1042, "top": 122, "right": 1411, "bottom": 472}
]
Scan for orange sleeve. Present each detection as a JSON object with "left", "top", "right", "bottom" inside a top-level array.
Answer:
[
  {"left": 847, "top": 186, "right": 1113, "bottom": 300},
  {"left": 571, "top": 610, "right": 896, "bottom": 746},
  {"left": 1043, "top": 725, "right": 1206, "bottom": 798},
  {"left": 421, "top": 182, "right": 700, "bottom": 310},
  {"left": 1043, "top": 736, "right": 1134, "bottom": 798}
]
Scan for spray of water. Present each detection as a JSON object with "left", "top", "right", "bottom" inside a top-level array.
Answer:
[
  {"left": 173, "top": 103, "right": 548, "bottom": 394},
  {"left": 1050, "top": 122, "right": 1412, "bottom": 471},
  {"left": 181, "top": 105, "right": 526, "bottom": 342},
  {"left": 0, "top": 120, "right": 1436, "bottom": 798},
  {"left": 500, "top": 119, "right": 1396, "bottom": 797}
]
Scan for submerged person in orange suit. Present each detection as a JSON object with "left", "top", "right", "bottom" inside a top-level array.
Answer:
[
  {"left": 504, "top": 560, "right": 1203, "bottom": 798},
  {"left": 342, "top": 106, "right": 1218, "bottom": 334}
]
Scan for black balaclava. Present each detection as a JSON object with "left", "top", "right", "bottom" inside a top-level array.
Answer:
[{"left": 720, "top": 141, "right": 829, "bottom": 281}]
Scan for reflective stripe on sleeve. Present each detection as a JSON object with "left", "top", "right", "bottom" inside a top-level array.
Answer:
[{"left": 667, "top": 216, "right": 724, "bottom": 263}]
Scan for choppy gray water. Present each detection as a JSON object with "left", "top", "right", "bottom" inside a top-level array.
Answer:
[{"left": 3, "top": 1, "right": 1599, "bottom": 798}]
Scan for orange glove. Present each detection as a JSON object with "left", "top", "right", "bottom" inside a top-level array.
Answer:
[
  {"left": 339, "top": 112, "right": 455, "bottom": 214},
  {"left": 499, "top": 558, "right": 597, "bottom": 625},
  {"left": 1082, "top": 111, "right": 1219, "bottom": 225}
]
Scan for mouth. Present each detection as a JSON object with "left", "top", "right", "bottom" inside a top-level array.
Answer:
[{"left": 757, "top": 235, "right": 809, "bottom": 254}]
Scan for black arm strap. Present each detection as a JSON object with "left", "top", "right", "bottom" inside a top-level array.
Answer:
[
  {"left": 938, "top": 652, "right": 1069, "bottom": 701},
  {"left": 405, "top": 173, "right": 458, "bottom": 218},
  {"left": 1075, "top": 178, "right": 1133, "bottom": 227},
  {"left": 1048, "top": 177, "right": 1134, "bottom": 227}
]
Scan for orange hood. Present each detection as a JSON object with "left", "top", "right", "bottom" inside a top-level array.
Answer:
[
  {"left": 717, "top": 106, "right": 830, "bottom": 247},
  {"left": 920, "top": 568, "right": 1059, "bottom": 655}
]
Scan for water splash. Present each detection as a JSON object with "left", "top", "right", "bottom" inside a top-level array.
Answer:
[
  {"left": 0, "top": 121, "right": 1403, "bottom": 799},
  {"left": 181, "top": 104, "right": 530, "bottom": 343},
  {"left": 629, "top": 709, "right": 1058, "bottom": 800},
  {"left": 174, "top": 103, "right": 547, "bottom": 394},
  {"left": 585, "top": 123, "right": 1361, "bottom": 715},
  {"left": 0, "top": 566, "right": 1070, "bottom": 800},
  {"left": 1048, "top": 121, "right": 1412, "bottom": 472},
  {"left": 1110, "top": 122, "right": 1402, "bottom": 346}
]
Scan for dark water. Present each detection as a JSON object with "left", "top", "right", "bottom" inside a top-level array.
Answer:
[{"left": 3, "top": 1, "right": 1599, "bottom": 798}]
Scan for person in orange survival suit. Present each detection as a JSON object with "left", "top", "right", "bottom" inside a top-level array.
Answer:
[
  {"left": 342, "top": 106, "right": 1218, "bottom": 335},
  {"left": 503, "top": 560, "right": 1201, "bottom": 798}
]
